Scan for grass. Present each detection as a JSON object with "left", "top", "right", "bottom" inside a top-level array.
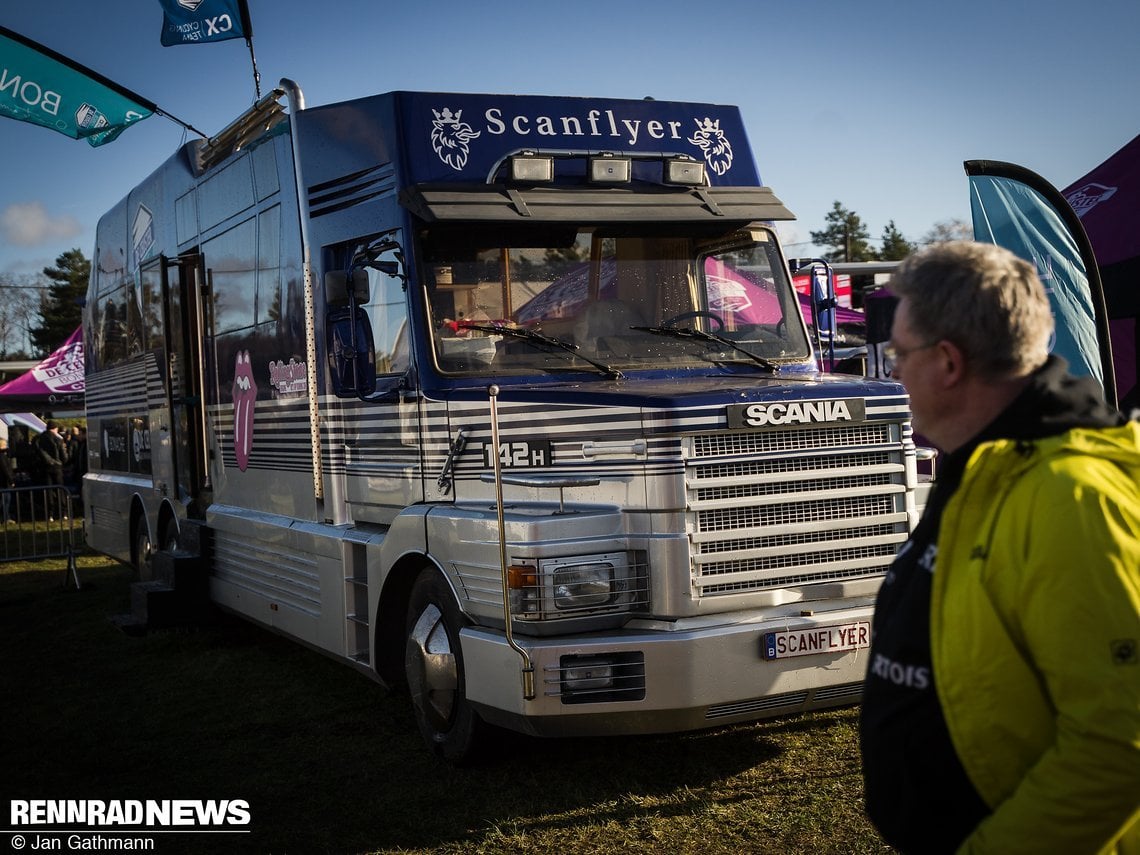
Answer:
[{"left": 1, "top": 554, "right": 893, "bottom": 855}]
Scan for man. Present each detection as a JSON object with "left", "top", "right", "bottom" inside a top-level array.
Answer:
[
  {"left": 860, "top": 241, "right": 1140, "bottom": 854},
  {"left": 35, "top": 421, "right": 69, "bottom": 520}
]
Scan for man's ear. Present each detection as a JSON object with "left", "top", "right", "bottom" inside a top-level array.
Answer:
[{"left": 936, "top": 339, "right": 968, "bottom": 388}]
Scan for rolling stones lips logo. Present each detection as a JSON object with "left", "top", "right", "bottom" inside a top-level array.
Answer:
[{"left": 232, "top": 351, "right": 258, "bottom": 471}]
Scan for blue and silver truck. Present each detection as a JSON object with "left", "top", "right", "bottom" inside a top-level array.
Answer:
[{"left": 83, "top": 82, "right": 919, "bottom": 761}]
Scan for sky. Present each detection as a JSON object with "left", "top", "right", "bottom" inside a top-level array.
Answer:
[{"left": 1, "top": 0, "right": 1138, "bottom": 279}]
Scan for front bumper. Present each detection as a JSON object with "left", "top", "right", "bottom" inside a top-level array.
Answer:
[{"left": 460, "top": 600, "right": 875, "bottom": 737}]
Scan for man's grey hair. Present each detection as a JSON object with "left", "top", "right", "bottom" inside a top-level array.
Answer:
[{"left": 889, "top": 241, "right": 1053, "bottom": 379}]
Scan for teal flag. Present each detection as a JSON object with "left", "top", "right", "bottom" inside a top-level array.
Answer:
[
  {"left": 159, "top": 0, "right": 251, "bottom": 47},
  {"left": 969, "top": 168, "right": 1108, "bottom": 390},
  {"left": 0, "top": 26, "right": 154, "bottom": 147}
]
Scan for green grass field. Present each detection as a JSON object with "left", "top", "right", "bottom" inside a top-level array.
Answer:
[{"left": 2, "top": 555, "right": 892, "bottom": 854}]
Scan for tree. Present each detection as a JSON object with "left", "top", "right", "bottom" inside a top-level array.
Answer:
[
  {"left": 921, "top": 218, "right": 973, "bottom": 246},
  {"left": 879, "top": 220, "right": 916, "bottom": 261},
  {"left": 0, "top": 273, "right": 44, "bottom": 357},
  {"left": 29, "top": 248, "right": 89, "bottom": 356},
  {"left": 810, "top": 202, "right": 878, "bottom": 262}
]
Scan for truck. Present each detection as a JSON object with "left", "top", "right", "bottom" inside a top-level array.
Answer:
[{"left": 82, "top": 81, "right": 920, "bottom": 761}]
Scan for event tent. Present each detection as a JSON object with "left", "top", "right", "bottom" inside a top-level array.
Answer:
[
  {"left": 1063, "top": 134, "right": 1140, "bottom": 410},
  {"left": 0, "top": 327, "right": 84, "bottom": 411}
]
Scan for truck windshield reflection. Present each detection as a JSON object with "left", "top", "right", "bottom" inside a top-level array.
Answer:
[{"left": 422, "top": 226, "right": 811, "bottom": 375}]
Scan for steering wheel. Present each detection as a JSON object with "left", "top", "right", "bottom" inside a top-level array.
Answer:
[{"left": 663, "top": 310, "right": 725, "bottom": 331}]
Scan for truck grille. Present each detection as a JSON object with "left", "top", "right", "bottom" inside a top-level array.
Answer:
[{"left": 687, "top": 423, "right": 909, "bottom": 598}]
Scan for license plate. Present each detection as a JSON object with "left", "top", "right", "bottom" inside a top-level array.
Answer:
[{"left": 761, "top": 621, "right": 870, "bottom": 661}]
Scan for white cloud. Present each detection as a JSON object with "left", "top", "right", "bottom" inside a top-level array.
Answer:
[{"left": 0, "top": 202, "right": 83, "bottom": 247}]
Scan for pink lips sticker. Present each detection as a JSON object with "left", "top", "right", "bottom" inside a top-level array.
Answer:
[{"left": 232, "top": 351, "right": 258, "bottom": 471}]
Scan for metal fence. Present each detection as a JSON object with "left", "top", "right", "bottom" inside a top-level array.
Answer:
[{"left": 0, "top": 485, "right": 82, "bottom": 588}]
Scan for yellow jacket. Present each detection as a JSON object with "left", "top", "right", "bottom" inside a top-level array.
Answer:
[{"left": 931, "top": 423, "right": 1140, "bottom": 855}]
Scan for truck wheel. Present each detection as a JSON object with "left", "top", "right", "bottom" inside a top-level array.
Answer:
[
  {"left": 134, "top": 523, "right": 155, "bottom": 581},
  {"left": 404, "top": 570, "right": 485, "bottom": 763},
  {"left": 160, "top": 517, "right": 180, "bottom": 553}
]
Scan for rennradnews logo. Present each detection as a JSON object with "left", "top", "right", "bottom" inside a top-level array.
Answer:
[{"left": 10, "top": 799, "right": 251, "bottom": 826}]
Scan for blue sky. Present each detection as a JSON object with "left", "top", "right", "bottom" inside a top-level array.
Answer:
[{"left": 1, "top": 0, "right": 1138, "bottom": 276}]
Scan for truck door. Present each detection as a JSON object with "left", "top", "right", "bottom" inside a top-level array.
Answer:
[
  {"left": 154, "top": 253, "right": 210, "bottom": 508},
  {"left": 324, "top": 234, "right": 420, "bottom": 525}
]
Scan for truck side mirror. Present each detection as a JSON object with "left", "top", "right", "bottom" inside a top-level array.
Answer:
[
  {"left": 324, "top": 268, "right": 371, "bottom": 305},
  {"left": 328, "top": 309, "right": 376, "bottom": 397},
  {"left": 370, "top": 260, "right": 401, "bottom": 278}
]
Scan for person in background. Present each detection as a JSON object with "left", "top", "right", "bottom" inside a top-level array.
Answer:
[
  {"left": 0, "top": 436, "right": 14, "bottom": 523},
  {"left": 73, "top": 426, "right": 88, "bottom": 479},
  {"left": 34, "top": 421, "right": 69, "bottom": 520},
  {"left": 12, "top": 426, "right": 37, "bottom": 486},
  {"left": 859, "top": 241, "right": 1140, "bottom": 854}
]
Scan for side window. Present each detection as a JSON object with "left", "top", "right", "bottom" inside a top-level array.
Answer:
[
  {"left": 94, "top": 275, "right": 150, "bottom": 368},
  {"left": 364, "top": 265, "right": 409, "bottom": 377},
  {"left": 325, "top": 232, "right": 410, "bottom": 396},
  {"left": 138, "top": 260, "right": 165, "bottom": 350},
  {"left": 98, "top": 285, "right": 130, "bottom": 366},
  {"left": 205, "top": 218, "right": 257, "bottom": 335},
  {"left": 256, "top": 206, "right": 281, "bottom": 325}
]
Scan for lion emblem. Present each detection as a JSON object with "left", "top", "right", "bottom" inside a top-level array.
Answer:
[
  {"left": 688, "top": 117, "right": 734, "bottom": 177},
  {"left": 431, "top": 107, "right": 482, "bottom": 171}
]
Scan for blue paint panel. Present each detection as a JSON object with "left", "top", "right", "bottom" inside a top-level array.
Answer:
[{"left": 393, "top": 92, "right": 761, "bottom": 187}]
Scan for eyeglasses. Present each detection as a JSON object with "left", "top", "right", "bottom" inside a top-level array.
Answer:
[{"left": 883, "top": 340, "right": 939, "bottom": 364}]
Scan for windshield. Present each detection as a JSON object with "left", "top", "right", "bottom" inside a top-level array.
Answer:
[{"left": 420, "top": 225, "right": 812, "bottom": 376}]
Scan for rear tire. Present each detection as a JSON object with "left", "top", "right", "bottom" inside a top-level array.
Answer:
[
  {"left": 133, "top": 522, "right": 155, "bottom": 582},
  {"left": 160, "top": 517, "right": 180, "bottom": 553},
  {"left": 404, "top": 570, "right": 485, "bottom": 763}
]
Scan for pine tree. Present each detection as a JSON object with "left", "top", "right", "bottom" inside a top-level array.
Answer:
[
  {"left": 879, "top": 220, "right": 916, "bottom": 260},
  {"left": 29, "top": 248, "right": 89, "bottom": 356},
  {"left": 921, "top": 218, "right": 973, "bottom": 246},
  {"left": 810, "top": 202, "right": 878, "bottom": 262}
]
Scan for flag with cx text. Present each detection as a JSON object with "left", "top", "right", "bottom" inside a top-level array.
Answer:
[
  {"left": 0, "top": 26, "right": 155, "bottom": 147},
  {"left": 159, "top": 0, "right": 252, "bottom": 47}
]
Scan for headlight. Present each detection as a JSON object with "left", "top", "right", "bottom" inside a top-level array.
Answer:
[
  {"left": 553, "top": 562, "right": 614, "bottom": 610},
  {"left": 507, "top": 552, "right": 647, "bottom": 621}
]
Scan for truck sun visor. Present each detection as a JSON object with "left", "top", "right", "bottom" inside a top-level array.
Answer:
[{"left": 398, "top": 184, "right": 795, "bottom": 223}]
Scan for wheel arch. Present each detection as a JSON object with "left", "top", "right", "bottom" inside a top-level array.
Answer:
[
  {"left": 373, "top": 553, "right": 453, "bottom": 687},
  {"left": 155, "top": 500, "right": 181, "bottom": 551},
  {"left": 129, "top": 495, "right": 184, "bottom": 572}
]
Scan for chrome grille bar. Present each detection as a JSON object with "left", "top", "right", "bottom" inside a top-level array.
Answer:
[
  {"left": 692, "top": 423, "right": 892, "bottom": 457},
  {"left": 686, "top": 421, "right": 910, "bottom": 598}
]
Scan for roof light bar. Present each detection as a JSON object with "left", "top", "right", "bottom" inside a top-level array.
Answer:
[
  {"left": 589, "top": 153, "right": 631, "bottom": 184},
  {"left": 664, "top": 157, "right": 706, "bottom": 186}
]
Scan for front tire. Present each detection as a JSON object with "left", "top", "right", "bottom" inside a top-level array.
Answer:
[{"left": 404, "top": 570, "right": 485, "bottom": 763}]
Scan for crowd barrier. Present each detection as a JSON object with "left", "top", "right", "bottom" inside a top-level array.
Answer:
[{"left": 0, "top": 484, "right": 82, "bottom": 588}]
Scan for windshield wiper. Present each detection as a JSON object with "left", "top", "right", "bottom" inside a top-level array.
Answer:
[
  {"left": 461, "top": 324, "right": 625, "bottom": 379},
  {"left": 632, "top": 325, "right": 779, "bottom": 373}
]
